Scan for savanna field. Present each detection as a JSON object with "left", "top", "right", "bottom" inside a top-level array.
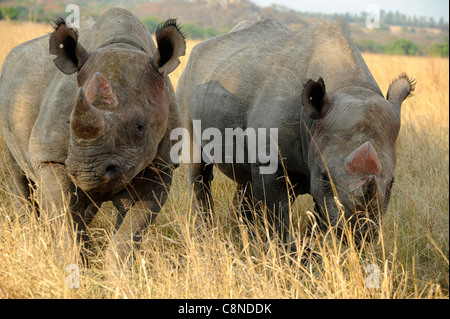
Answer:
[{"left": 0, "top": 20, "right": 448, "bottom": 299}]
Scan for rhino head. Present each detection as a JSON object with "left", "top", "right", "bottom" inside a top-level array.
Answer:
[
  {"left": 302, "top": 75, "right": 415, "bottom": 242},
  {"left": 49, "top": 19, "right": 185, "bottom": 196}
]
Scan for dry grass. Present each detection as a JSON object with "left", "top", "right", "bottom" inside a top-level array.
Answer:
[{"left": 0, "top": 22, "right": 448, "bottom": 299}]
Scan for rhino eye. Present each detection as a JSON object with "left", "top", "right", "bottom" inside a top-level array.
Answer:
[
  {"left": 136, "top": 123, "right": 144, "bottom": 133},
  {"left": 132, "top": 122, "right": 145, "bottom": 141}
]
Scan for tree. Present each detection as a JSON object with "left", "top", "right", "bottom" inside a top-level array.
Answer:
[{"left": 0, "top": 6, "right": 20, "bottom": 20}]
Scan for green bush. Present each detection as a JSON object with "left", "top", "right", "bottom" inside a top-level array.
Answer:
[
  {"left": 356, "top": 37, "right": 448, "bottom": 57},
  {"left": 182, "top": 23, "right": 205, "bottom": 39},
  {"left": 0, "top": 6, "right": 21, "bottom": 20},
  {"left": 428, "top": 43, "right": 449, "bottom": 57},
  {"left": 354, "top": 39, "right": 384, "bottom": 53},
  {"left": 180, "top": 23, "right": 226, "bottom": 39},
  {"left": 384, "top": 39, "right": 420, "bottom": 56}
]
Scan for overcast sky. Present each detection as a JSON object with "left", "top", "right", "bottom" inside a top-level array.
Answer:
[{"left": 251, "top": 0, "right": 449, "bottom": 22}]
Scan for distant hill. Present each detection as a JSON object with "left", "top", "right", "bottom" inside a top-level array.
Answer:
[{"left": 0, "top": 0, "right": 448, "bottom": 56}]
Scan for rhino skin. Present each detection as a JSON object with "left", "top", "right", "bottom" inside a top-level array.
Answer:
[
  {"left": 0, "top": 8, "right": 185, "bottom": 269},
  {"left": 176, "top": 19, "right": 415, "bottom": 245}
]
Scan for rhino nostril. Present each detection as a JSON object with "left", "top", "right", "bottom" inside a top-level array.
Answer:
[
  {"left": 363, "top": 175, "right": 377, "bottom": 202},
  {"left": 104, "top": 165, "right": 120, "bottom": 180},
  {"left": 366, "top": 174, "right": 375, "bottom": 189}
]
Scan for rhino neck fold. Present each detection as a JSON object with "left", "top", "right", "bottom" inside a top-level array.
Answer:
[{"left": 97, "top": 37, "right": 147, "bottom": 53}]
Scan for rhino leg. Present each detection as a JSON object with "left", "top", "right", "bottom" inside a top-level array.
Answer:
[
  {"left": 233, "top": 182, "right": 256, "bottom": 226},
  {"left": 250, "top": 165, "right": 295, "bottom": 250},
  {"left": 7, "top": 149, "right": 39, "bottom": 218},
  {"left": 189, "top": 159, "right": 214, "bottom": 228},
  {"left": 83, "top": 203, "right": 99, "bottom": 226},
  {"left": 35, "top": 163, "right": 91, "bottom": 264},
  {"left": 106, "top": 164, "right": 173, "bottom": 274}
]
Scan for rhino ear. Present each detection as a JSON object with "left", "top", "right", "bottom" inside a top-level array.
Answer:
[
  {"left": 387, "top": 73, "right": 416, "bottom": 107},
  {"left": 302, "top": 77, "right": 331, "bottom": 120},
  {"left": 49, "top": 18, "right": 89, "bottom": 75},
  {"left": 154, "top": 19, "right": 186, "bottom": 74}
]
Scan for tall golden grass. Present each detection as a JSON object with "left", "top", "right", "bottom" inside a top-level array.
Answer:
[{"left": 0, "top": 21, "right": 448, "bottom": 298}]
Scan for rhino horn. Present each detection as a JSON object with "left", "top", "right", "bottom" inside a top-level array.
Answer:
[
  {"left": 86, "top": 72, "right": 118, "bottom": 109},
  {"left": 71, "top": 88, "right": 106, "bottom": 140},
  {"left": 345, "top": 141, "right": 382, "bottom": 175}
]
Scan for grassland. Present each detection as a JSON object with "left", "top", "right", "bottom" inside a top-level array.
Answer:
[{"left": 0, "top": 21, "right": 448, "bottom": 298}]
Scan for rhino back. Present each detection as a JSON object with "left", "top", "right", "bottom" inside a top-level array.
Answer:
[
  {"left": 184, "top": 20, "right": 381, "bottom": 104},
  {"left": 182, "top": 19, "right": 292, "bottom": 102}
]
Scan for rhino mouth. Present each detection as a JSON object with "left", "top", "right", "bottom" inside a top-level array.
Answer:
[
  {"left": 66, "top": 160, "right": 136, "bottom": 197},
  {"left": 72, "top": 174, "right": 124, "bottom": 197},
  {"left": 77, "top": 176, "right": 124, "bottom": 196},
  {"left": 313, "top": 201, "right": 381, "bottom": 244}
]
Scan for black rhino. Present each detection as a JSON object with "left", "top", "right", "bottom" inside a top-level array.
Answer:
[
  {"left": 176, "top": 19, "right": 415, "bottom": 245},
  {"left": 0, "top": 8, "right": 185, "bottom": 270}
]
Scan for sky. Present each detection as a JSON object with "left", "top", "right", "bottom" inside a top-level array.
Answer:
[{"left": 251, "top": 0, "right": 449, "bottom": 22}]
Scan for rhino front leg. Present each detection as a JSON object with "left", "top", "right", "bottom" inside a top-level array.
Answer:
[
  {"left": 105, "top": 165, "right": 173, "bottom": 273},
  {"left": 7, "top": 149, "right": 39, "bottom": 218},
  {"left": 234, "top": 182, "right": 256, "bottom": 226},
  {"left": 35, "top": 163, "right": 91, "bottom": 264},
  {"left": 251, "top": 165, "right": 295, "bottom": 249},
  {"left": 189, "top": 159, "right": 215, "bottom": 228}
]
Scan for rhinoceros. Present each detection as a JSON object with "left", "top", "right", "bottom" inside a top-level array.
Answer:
[
  {"left": 176, "top": 19, "right": 415, "bottom": 245},
  {"left": 0, "top": 8, "right": 185, "bottom": 268}
]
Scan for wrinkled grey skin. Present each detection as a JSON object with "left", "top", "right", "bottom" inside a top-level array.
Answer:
[
  {"left": 177, "top": 19, "right": 414, "bottom": 245},
  {"left": 0, "top": 8, "right": 185, "bottom": 270}
]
